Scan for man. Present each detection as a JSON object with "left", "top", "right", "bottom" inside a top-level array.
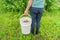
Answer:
[{"left": 24, "top": 0, "right": 44, "bottom": 34}]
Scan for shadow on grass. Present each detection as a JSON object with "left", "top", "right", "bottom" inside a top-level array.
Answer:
[{"left": 30, "top": 34, "right": 44, "bottom": 40}]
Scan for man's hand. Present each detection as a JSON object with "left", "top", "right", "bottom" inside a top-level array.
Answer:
[
  {"left": 24, "top": 9, "right": 28, "bottom": 15},
  {"left": 24, "top": 0, "right": 33, "bottom": 15}
]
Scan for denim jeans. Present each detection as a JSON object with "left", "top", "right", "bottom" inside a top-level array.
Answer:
[{"left": 29, "top": 7, "right": 44, "bottom": 34}]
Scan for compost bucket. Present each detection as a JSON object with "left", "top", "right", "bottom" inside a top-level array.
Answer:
[{"left": 20, "top": 14, "right": 32, "bottom": 34}]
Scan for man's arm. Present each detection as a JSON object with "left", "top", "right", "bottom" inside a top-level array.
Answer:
[{"left": 24, "top": 0, "right": 33, "bottom": 15}]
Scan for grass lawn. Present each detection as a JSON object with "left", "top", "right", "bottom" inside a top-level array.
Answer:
[{"left": 0, "top": 10, "right": 60, "bottom": 40}]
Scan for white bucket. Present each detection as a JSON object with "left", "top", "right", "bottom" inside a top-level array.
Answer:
[{"left": 20, "top": 14, "right": 32, "bottom": 34}]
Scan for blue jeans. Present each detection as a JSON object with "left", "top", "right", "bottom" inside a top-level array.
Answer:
[{"left": 29, "top": 7, "right": 44, "bottom": 34}]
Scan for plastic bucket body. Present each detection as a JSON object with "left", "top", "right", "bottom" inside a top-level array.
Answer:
[
  {"left": 21, "top": 25, "right": 31, "bottom": 34},
  {"left": 20, "top": 16, "right": 32, "bottom": 34}
]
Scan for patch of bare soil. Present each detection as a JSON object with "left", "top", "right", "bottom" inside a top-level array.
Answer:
[{"left": 30, "top": 35, "right": 44, "bottom": 40}]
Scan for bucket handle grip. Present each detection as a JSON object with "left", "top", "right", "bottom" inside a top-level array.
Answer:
[{"left": 20, "top": 14, "right": 31, "bottom": 18}]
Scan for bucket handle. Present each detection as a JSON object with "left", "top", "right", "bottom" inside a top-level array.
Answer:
[{"left": 20, "top": 14, "right": 31, "bottom": 18}]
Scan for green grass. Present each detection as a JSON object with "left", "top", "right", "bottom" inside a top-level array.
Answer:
[{"left": 0, "top": 10, "right": 60, "bottom": 40}]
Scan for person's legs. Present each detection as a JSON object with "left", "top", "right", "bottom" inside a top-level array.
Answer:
[
  {"left": 30, "top": 13, "right": 36, "bottom": 34},
  {"left": 29, "top": 7, "right": 37, "bottom": 34},
  {"left": 36, "top": 8, "right": 43, "bottom": 34}
]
